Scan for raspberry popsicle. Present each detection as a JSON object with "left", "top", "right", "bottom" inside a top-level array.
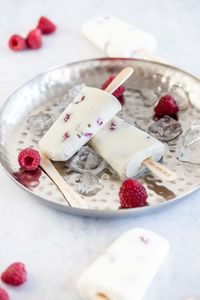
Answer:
[
  {"left": 77, "top": 227, "right": 169, "bottom": 300},
  {"left": 39, "top": 87, "right": 121, "bottom": 161},
  {"left": 90, "top": 117, "right": 165, "bottom": 179}
]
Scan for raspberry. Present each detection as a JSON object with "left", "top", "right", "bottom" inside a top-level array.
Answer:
[
  {"left": 0, "top": 288, "right": 9, "bottom": 300},
  {"left": 119, "top": 178, "right": 148, "bottom": 208},
  {"left": 37, "top": 16, "right": 56, "bottom": 34},
  {"left": 154, "top": 94, "right": 179, "bottom": 119},
  {"left": 18, "top": 148, "right": 41, "bottom": 171},
  {"left": 1, "top": 262, "right": 27, "bottom": 286},
  {"left": 101, "top": 75, "right": 125, "bottom": 104},
  {"left": 8, "top": 35, "right": 26, "bottom": 51},
  {"left": 26, "top": 29, "right": 42, "bottom": 49}
]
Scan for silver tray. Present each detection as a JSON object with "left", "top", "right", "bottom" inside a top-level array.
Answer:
[{"left": 1, "top": 58, "right": 200, "bottom": 218}]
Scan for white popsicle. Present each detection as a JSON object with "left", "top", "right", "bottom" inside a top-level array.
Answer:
[
  {"left": 77, "top": 227, "right": 169, "bottom": 300},
  {"left": 90, "top": 117, "right": 165, "bottom": 178},
  {"left": 81, "top": 15, "right": 157, "bottom": 57},
  {"left": 39, "top": 87, "right": 121, "bottom": 161}
]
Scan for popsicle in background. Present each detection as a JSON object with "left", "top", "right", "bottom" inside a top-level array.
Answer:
[
  {"left": 90, "top": 116, "right": 165, "bottom": 179},
  {"left": 81, "top": 15, "right": 158, "bottom": 59},
  {"left": 78, "top": 227, "right": 169, "bottom": 300}
]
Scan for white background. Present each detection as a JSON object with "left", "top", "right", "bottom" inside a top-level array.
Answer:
[{"left": 0, "top": 0, "right": 200, "bottom": 299}]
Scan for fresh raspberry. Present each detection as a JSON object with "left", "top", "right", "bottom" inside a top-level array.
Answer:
[
  {"left": 101, "top": 75, "right": 125, "bottom": 104},
  {"left": 119, "top": 178, "right": 148, "bottom": 208},
  {"left": 154, "top": 94, "right": 179, "bottom": 119},
  {"left": 1, "top": 262, "right": 27, "bottom": 286},
  {"left": 18, "top": 148, "right": 41, "bottom": 171},
  {"left": 26, "top": 29, "right": 42, "bottom": 49},
  {"left": 0, "top": 287, "right": 9, "bottom": 300},
  {"left": 8, "top": 35, "right": 26, "bottom": 51},
  {"left": 37, "top": 16, "right": 56, "bottom": 34}
]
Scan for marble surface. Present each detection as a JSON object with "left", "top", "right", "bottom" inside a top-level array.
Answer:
[{"left": 1, "top": 0, "right": 200, "bottom": 299}]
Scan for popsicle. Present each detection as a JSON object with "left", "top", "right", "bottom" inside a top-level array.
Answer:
[
  {"left": 39, "top": 67, "right": 133, "bottom": 161},
  {"left": 90, "top": 116, "right": 165, "bottom": 179},
  {"left": 81, "top": 15, "right": 157, "bottom": 57},
  {"left": 77, "top": 227, "right": 169, "bottom": 300},
  {"left": 39, "top": 87, "right": 120, "bottom": 161}
]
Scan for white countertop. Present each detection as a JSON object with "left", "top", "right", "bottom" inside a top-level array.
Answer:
[{"left": 0, "top": 0, "right": 200, "bottom": 299}]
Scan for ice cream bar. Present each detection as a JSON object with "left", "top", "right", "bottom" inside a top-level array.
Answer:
[
  {"left": 90, "top": 117, "right": 165, "bottom": 178},
  {"left": 39, "top": 87, "right": 121, "bottom": 161},
  {"left": 77, "top": 227, "right": 169, "bottom": 300},
  {"left": 81, "top": 15, "right": 157, "bottom": 57}
]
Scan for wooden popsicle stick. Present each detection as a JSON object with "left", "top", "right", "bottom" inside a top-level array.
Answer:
[
  {"left": 39, "top": 153, "right": 88, "bottom": 209},
  {"left": 104, "top": 67, "right": 134, "bottom": 94},
  {"left": 142, "top": 158, "right": 177, "bottom": 182}
]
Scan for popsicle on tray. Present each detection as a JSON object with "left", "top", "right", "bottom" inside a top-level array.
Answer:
[
  {"left": 78, "top": 227, "right": 169, "bottom": 300},
  {"left": 90, "top": 116, "right": 165, "bottom": 179},
  {"left": 39, "top": 87, "right": 121, "bottom": 161}
]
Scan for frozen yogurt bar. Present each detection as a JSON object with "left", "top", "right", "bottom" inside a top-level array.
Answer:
[
  {"left": 78, "top": 227, "right": 169, "bottom": 300},
  {"left": 90, "top": 117, "right": 165, "bottom": 178},
  {"left": 82, "top": 15, "right": 157, "bottom": 57},
  {"left": 39, "top": 87, "right": 121, "bottom": 161}
]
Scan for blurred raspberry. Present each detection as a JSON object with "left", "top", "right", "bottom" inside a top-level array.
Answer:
[
  {"left": 1, "top": 262, "right": 27, "bottom": 286},
  {"left": 37, "top": 16, "right": 56, "bottom": 34},
  {"left": 8, "top": 35, "right": 26, "bottom": 51},
  {"left": 0, "top": 287, "right": 9, "bottom": 300},
  {"left": 26, "top": 29, "right": 42, "bottom": 49}
]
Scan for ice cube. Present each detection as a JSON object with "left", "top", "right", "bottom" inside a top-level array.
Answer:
[
  {"left": 148, "top": 116, "right": 182, "bottom": 142},
  {"left": 177, "top": 125, "right": 200, "bottom": 164},
  {"left": 191, "top": 119, "right": 200, "bottom": 130},
  {"left": 76, "top": 172, "right": 103, "bottom": 196},
  {"left": 132, "top": 89, "right": 158, "bottom": 107},
  {"left": 170, "top": 84, "right": 190, "bottom": 111},
  {"left": 66, "top": 146, "right": 107, "bottom": 175},
  {"left": 28, "top": 113, "right": 54, "bottom": 136},
  {"left": 142, "top": 88, "right": 158, "bottom": 107}
]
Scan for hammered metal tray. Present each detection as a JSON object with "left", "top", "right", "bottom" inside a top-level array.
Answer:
[{"left": 1, "top": 58, "right": 200, "bottom": 217}]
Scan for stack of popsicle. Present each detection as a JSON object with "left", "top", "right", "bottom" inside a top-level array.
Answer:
[{"left": 39, "top": 67, "right": 173, "bottom": 182}]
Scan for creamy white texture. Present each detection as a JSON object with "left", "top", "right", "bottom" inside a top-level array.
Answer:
[
  {"left": 77, "top": 227, "right": 169, "bottom": 300},
  {"left": 90, "top": 117, "right": 165, "bottom": 178},
  {"left": 81, "top": 15, "right": 157, "bottom": 57},
  {"left": 39, "top": 87, "right": 121, "bottom": 161}
]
